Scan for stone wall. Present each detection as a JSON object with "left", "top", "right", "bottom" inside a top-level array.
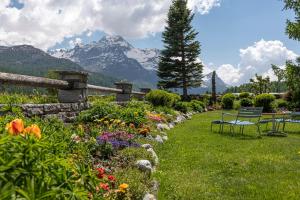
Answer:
[{"left": 0, "top": 102, "right": 90, "bottom": 122}]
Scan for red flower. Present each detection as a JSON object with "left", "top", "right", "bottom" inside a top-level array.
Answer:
[
  {"left": 107, "top": 175, "right": 116, "bottom": 182},
  {"left": 100, "top": 183, "right": 110, "bottom": 191},
  {"left": 96, "top": 168, "right": 105, "bottom": 179}
]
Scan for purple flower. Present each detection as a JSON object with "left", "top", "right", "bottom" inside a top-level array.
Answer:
[{"left": 96, "top": 131, "right": 140, "bottom": 150}]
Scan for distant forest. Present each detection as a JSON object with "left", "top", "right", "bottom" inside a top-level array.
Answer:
[{"left": 226, "top": 81, "right": 288, "bottom": 94}]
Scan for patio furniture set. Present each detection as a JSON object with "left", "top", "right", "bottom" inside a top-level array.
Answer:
[{"left": 211, "top": 107, "right": 300, "bottom": 137}]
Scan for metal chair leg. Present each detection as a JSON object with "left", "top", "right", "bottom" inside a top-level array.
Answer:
[{"left": 257, "top": 124, "right": 261, "bottom": 137}]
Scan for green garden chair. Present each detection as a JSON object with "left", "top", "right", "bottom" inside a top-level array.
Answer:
[
  {"left": 281, "top": 112, "right": 300, "bottom": 131},
  {"left": 213, "top": 107, "right": 263, "bottom": 136}
]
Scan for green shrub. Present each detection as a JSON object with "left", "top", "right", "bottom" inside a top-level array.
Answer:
[
  {"left": 254, "top": 93, "right": 276, "bottom": 112},
  {"left": 145, "top": 90, "right": 180, "bottom": 107},
  {"left": 202, "top": 94, "right": 212, "bottom": 106},
  {"left": 117, "top": 107, "right": 147, "bottom": 127},
  {"left": 234, "top": 100, "right": 241, "bottom": 110},
  {"left": 126, "top": 100, "right": 152, "bottom": 111},
  {"left": 190, "top": 100, "right": 205, "bottom": 112},
  {"left": 78, "top": 100, "right": 119, "bottom": 122},
  {"left": 115, "top": 168, "right": 150, "bottom": 200},
  {"left": 239, "top": 92, "right": 250, "bottom": 99},
  {"left": 221, "top": 93, "right": 235, "bottom": 109},
  {"left": 174, "top": 101, "right": 192, "bottom": 113},
  {"left": 240, "top": 98, "right": 253, "bottom": 107},
  {"left": 154, "top": 106, "right": 177, "bottom": 115},
  {"left": 276, "top": 99, "right": 289, "bottom": 109}
]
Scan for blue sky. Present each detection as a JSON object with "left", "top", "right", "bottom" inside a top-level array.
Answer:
[{"left": 1, "top": 0, "right": 299, "bottom": 85}]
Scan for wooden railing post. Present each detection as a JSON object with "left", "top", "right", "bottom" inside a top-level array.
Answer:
[
  {"left": 115, "top": 82, "right": 132, "bottom": 102},
  {"left": 57, "top": 71, "right": 88, "bottom": 103}
]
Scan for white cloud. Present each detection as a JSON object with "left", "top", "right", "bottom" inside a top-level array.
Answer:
[
  {"left": 216, "top": 64, "right": 242, "bottom": 85},
  {"left": 214, "top": 39, "right": 298, "bottom": 86},
  {"left": 188, "top": 0, "right": 220, "bottom": 14},
  {"left": 69, "top": 37, "right": 82, "bottom": 48},
  {"left": 0, "top": 0, "right": 220, "bottom": 50}
]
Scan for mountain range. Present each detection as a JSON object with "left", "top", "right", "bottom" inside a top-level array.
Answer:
[
  {"left": 0, "top": 45, "right": 118, "bottom": 87},
  {"left": 49, "top": 36, "right": 160, "bottom": 88},
  {"left": 49, "top": 35, "right": 228, "bottom": 92},
  {"left": 0, "top": 35, "right": 228, "bottom": 93}
]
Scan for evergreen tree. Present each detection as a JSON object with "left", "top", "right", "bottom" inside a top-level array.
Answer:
[
  {"left": 212, "top": 71, "right": 217, "bottom": 103},
  {"left": 157, "top": 0, "right": 203, "bottom": 100}
]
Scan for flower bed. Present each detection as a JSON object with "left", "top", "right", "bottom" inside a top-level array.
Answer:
[{"left": 0, "top": 98, "right": 204, "bottom": 199}]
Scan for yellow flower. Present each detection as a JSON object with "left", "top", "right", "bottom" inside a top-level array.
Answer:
[
  {"left": 134, "top": 112, "right": 138, "bottom": 116},
  {"left": 119, "top": 183, "right": 129, "bottom": 190},
  {"left": 23, "top": 124, "right": 42, "bottom": 139},
  {"left": 104, "top": 120, "right": 109, "bottom": 125},
  {"left": 78, "top": 124, "right": 84, "bottom": 132},
  {"left": 6, "top": 119, "right": 24, "bottom": 136},
  {"left": 120, "top": 122, "right": 126, "bottom": 127}
]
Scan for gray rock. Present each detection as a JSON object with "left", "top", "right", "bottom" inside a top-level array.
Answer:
[
  {"left": 169, "top": 123, "right": 175, "bottom": 129},
  {"left": 162, "top": 136, "right": 168, "bottom": 141},
  {"left": 71, "top": 103, "right": 79, "bottom": 111},
  {"left": 146, "top": 135, "right": 155, "bottom": 141},
  {"left": 44, "top": 104, "right": 60, "bottom": 114},
  {"left": 155, "top": 135, "right": 164, "bottom": 143},
  {"left": 143, "top": 193, "right": 156, "bottom": 200},
  {"left": 60, "top": 103, "right": 72, "bottom": 112},
  {"left": 150, "top": 180, "right": 159, "bottom": 194},
  {"left": 147, "top": 148, "right": 159, "bottom": 165},
  {"left": 141, "top": 144, "right": 153, "bottom": 150},
  {"left": 27, "top": 107, "right": 44, "bottom": 116},
  {"left": 136, "top": 160, "right": 153, "bottom": 173}
]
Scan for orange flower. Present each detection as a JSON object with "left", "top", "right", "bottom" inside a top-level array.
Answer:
[
  {"left": 138, "top": 128, "right": 149, "bottom": 136},
  {"left": 23, "top": 124, "right": 42, "bottom": 139},
  {"left": 5, "top": 119, "right": 24, "bottom": 135}
]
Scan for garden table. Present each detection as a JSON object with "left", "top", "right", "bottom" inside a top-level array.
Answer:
[{"left": 262, "top": 112, "right": 290, "bottom": 137}]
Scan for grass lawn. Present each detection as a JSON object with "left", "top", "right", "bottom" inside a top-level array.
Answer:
[{"left": 155, "top": 111, "right": 300, "bottom": 200}]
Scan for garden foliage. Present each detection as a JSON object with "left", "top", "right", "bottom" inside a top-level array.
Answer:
[
  {"left": 221, "top": 93, "right": 235, "bottom": 109},
  {"left": 254, "top": 93, "right": 276, "bottom": 112},
  {"left": 145, "top": 90, "right": 180, "bottom": 108}
]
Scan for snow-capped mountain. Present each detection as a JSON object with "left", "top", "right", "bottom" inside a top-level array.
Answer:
[
  {"left": 49, "top": 36, "right": 160, "bottom": 86},
  {"left": 49, "top": 35, "right": 228, "bottom": 92}
]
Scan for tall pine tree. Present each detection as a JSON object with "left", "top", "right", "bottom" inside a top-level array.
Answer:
[{"left": 157, "top": 0, "right": 203, "bottom": 100}]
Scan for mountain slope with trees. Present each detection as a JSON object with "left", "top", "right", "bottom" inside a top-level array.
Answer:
[{"left": 0, "top": 45, "right": 118, "bottom": 87}]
